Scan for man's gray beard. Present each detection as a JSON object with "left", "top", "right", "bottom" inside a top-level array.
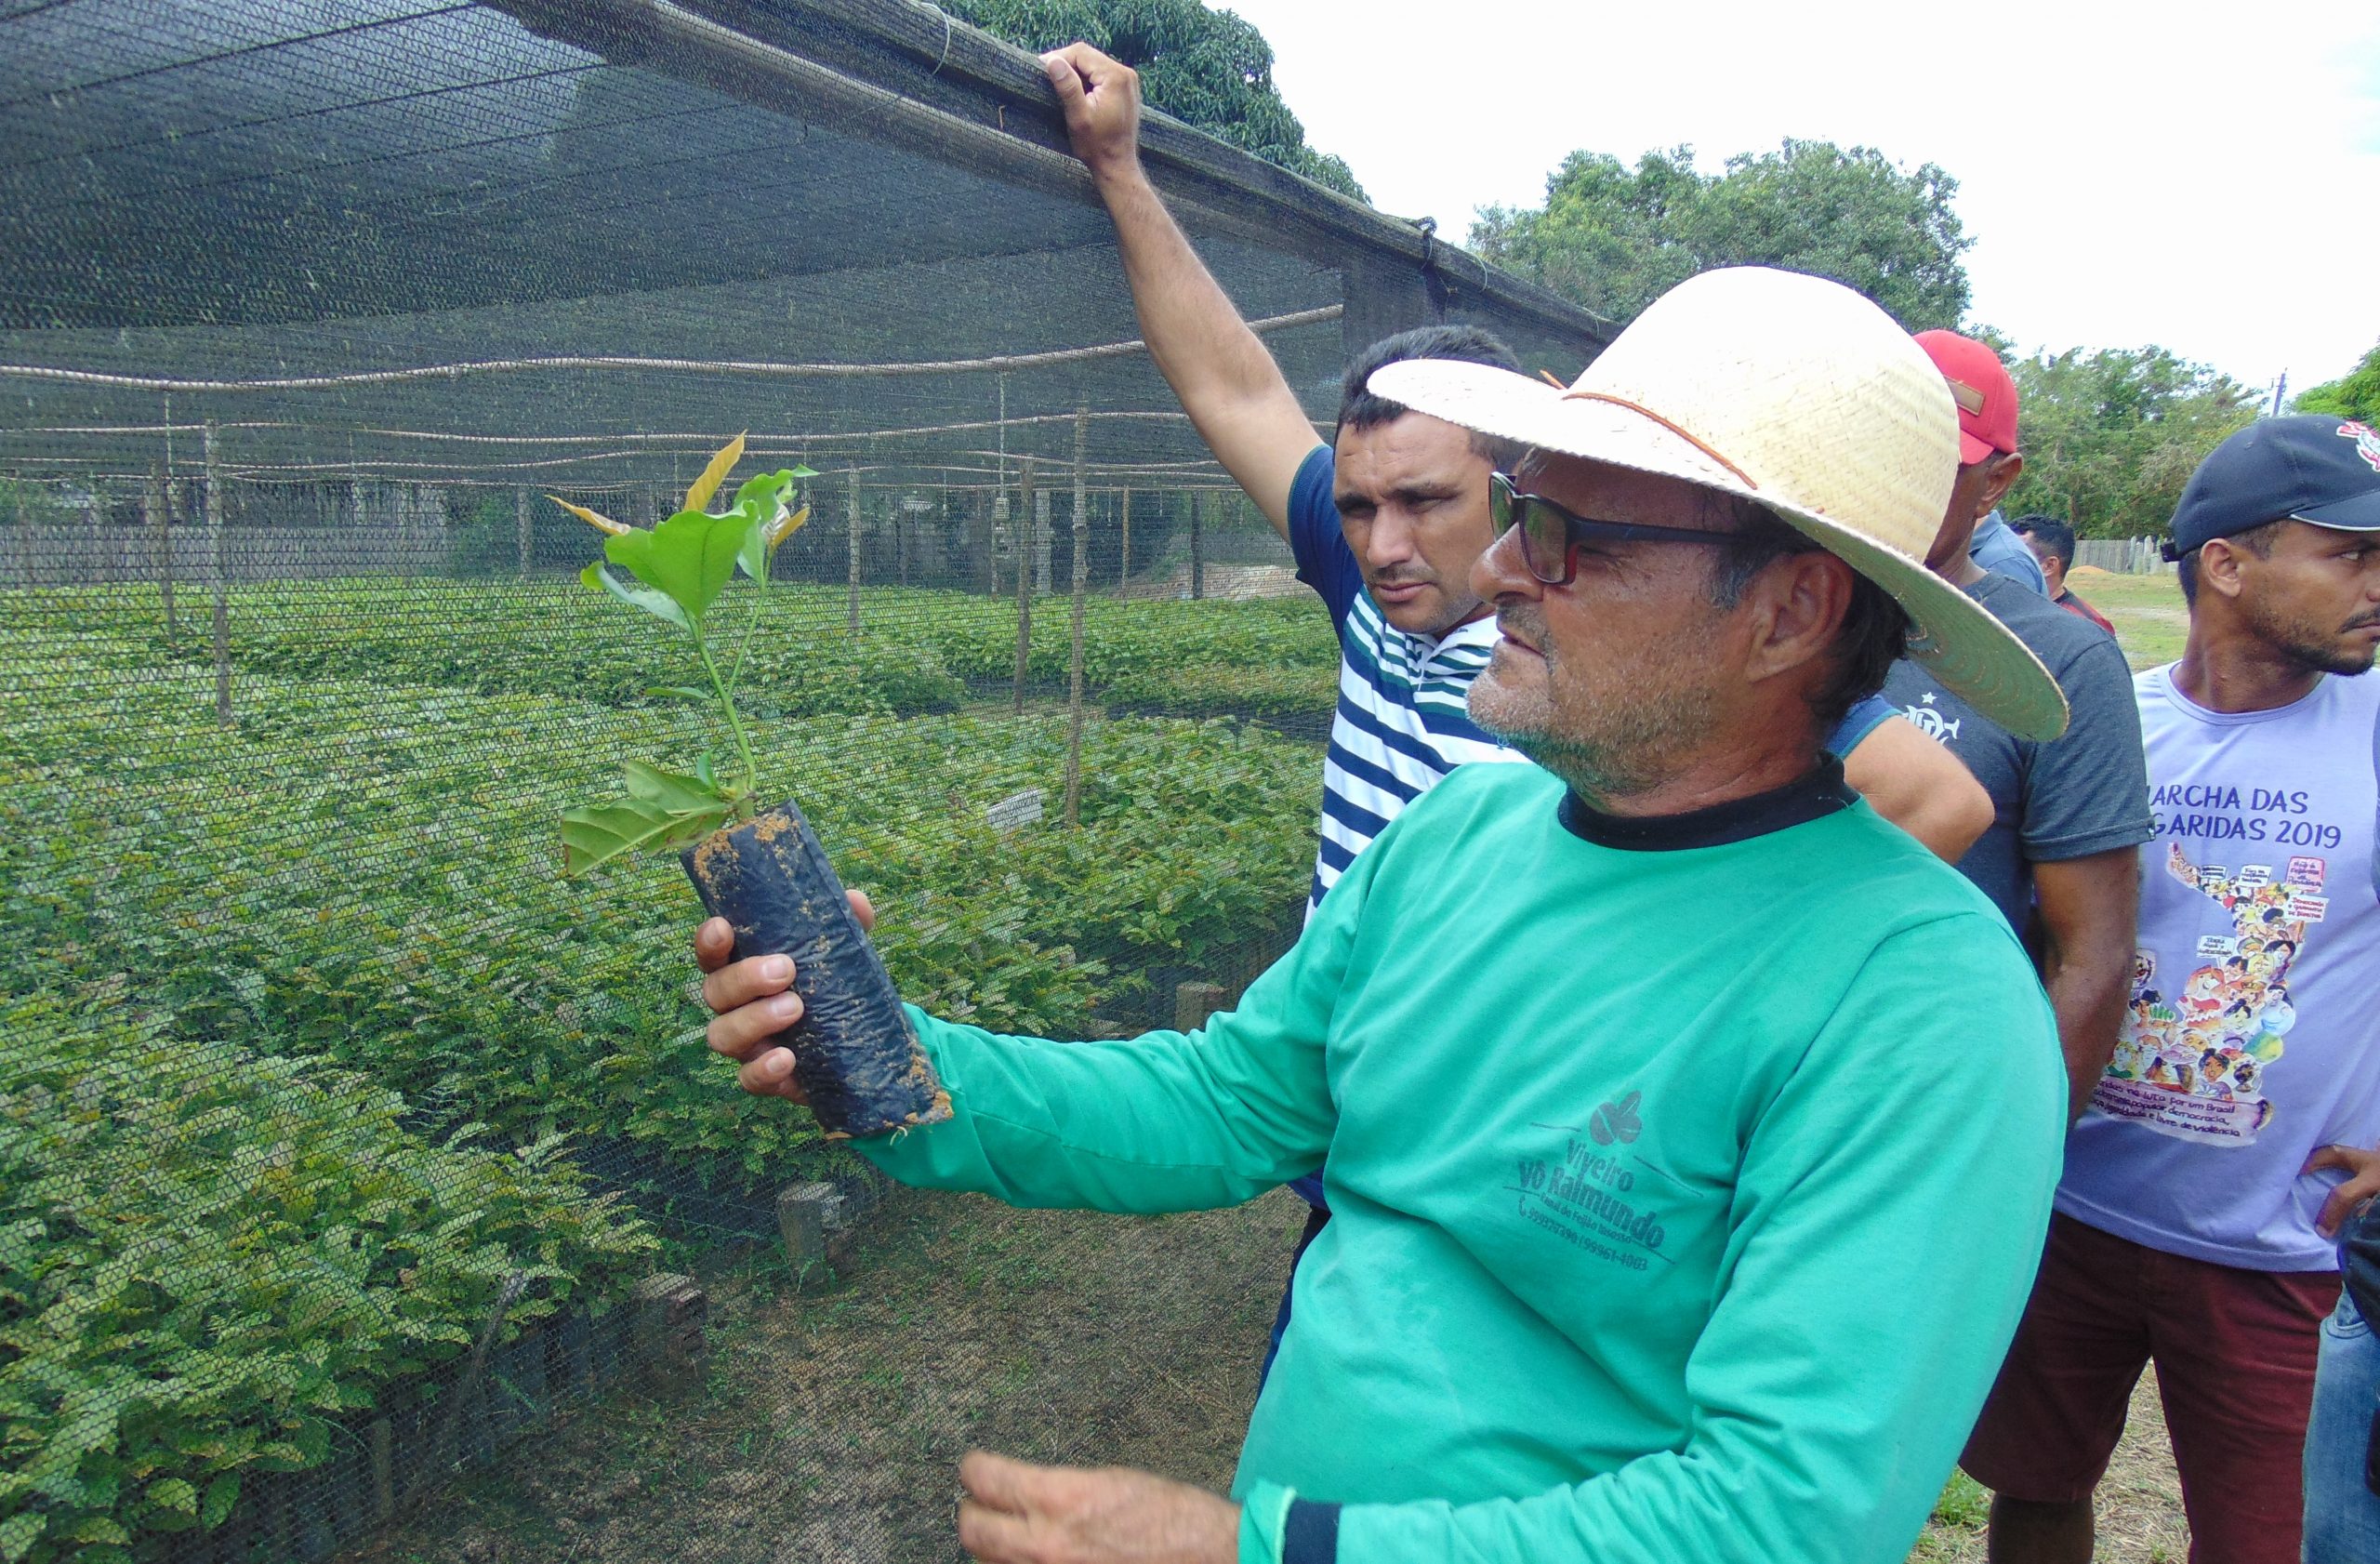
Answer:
[{"left": 1472, "top": 686, "right": 1711, "bottom": 806}]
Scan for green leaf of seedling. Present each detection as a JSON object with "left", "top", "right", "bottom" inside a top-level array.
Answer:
[
  {"left": 694, "top": 754, "right": 718, "bottom": 790},
  {"left": 562, "top": 795, "right": 730, "bottom": 877},
  {"left": 148, "top": 1478, "right": 199, "bottom": 1515},
  {"left": 605, "top": 510, "right": 752, "bottom": 622},
  {"left": 622, "top": 760, "right": 728, "bottom": 815},
  {"left": 644, "top": 685, "right": 708, "bottom": 701},
  {"left": 730, "top": 471, "right": 802, "bottom": 577},
  {"left": 201, "top": 1471, "right": 241, "bottom": 1531},
  {"left": 0, "top": 1514, "right": 46, "bottom": 1564},
  {"left": 735, "top": 512, "right": 769, "bottom": 584},
  {"left": 731, "top": 470, "right": 796, "bottom": 518},
  {"left": 580, "top": 560, "right": 687, "bottom": 630}
]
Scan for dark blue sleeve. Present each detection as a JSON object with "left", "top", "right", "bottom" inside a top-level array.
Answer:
[
  {"left": 1283, "top": 1500, "right": 1342, "bottom": 1564},
  {"left": 1826, "top": 694, "right": 1896, "bottom": 757},
  {"left": 1287, "top": 444, "right": 1363, "bottom": 633}
]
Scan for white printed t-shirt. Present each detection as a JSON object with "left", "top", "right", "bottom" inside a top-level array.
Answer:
[{"left": 2059, "top": 664, "right": 2380, "bottom": 1270}]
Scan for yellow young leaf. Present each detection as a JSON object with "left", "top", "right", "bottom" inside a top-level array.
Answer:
[
  {"left": 683, "top": 432, "right": 748, "bottom": 514},
  {"left": 766, "top": 503, "right": 812, "bottom": 552},
  {"left": 548, "top": 495, "right": 630, "bottom": 537}
]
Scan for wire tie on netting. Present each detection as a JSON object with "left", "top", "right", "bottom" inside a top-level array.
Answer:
[{"left": 916, "top": 0, "right": 953, "bottom": 75}]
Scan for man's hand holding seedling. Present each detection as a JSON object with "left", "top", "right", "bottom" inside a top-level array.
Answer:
[{"left": 694, "top": 893, "right": 871, "bottom": 1102}]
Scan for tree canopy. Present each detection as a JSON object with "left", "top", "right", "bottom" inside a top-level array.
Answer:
[
  {"left": 946, "top": 0, "right": 1364, "bottom": 199},
  {"left": 2294, "top": 340, "right": 2380, "bottom": 425},
  {"left": 2000, "top": 345, "right": 2257, "bottom": 539},
  {"left": 1470, "top": 140, "right": 1971, "bottom": 331}
]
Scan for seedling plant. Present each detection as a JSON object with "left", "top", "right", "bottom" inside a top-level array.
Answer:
[{"left": 551, "top": 435, "right": 813, "bottom": 875}]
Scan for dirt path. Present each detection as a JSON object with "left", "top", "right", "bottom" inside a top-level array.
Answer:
[{"left": 353, "top": 1187, "right": 1308, "bottom": 1564}]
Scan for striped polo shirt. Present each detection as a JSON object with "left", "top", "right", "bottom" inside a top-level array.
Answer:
[{"left": 1288, "top": 446, "right": 1522, "bottom": 915}]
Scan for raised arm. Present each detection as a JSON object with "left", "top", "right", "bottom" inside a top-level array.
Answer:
[{"left": 1043, "top": 43, "right": 1322, "bottom": 537}]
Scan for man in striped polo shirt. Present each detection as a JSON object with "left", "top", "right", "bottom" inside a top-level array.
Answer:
[
  {"left": 1042, "top": 41, "right": 1992, "bottom": 920},
  {"left": 1289, "top": 325, "right": 1529, "bottom": 912}
]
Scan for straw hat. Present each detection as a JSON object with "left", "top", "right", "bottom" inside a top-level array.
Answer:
[{"left": 1368, "top": 267, "right": 2069, "bottom": 741}]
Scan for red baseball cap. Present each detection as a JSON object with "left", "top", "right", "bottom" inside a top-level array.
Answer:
[{"left": 1913, "top": 329, "right": 2018, "bottom": 465}]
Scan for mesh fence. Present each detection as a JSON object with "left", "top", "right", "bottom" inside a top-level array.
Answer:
[{"left": 0, "top": 3, "right": 1607, "bottom": 1559}]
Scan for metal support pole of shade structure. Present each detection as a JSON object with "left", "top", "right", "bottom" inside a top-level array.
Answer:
[
  {"left": 1119, "top": 485, "right": 1131, "bottom": 589},
  {"left": 1012, "top": 458, "right": 1036, "bottom": 715},
  {"left": 846, "top": 473, "right": 862, "bottom": 635},
  {"left": 1064, "top": 409, "right": 1091, "bottom": 828},
  {"left": 516, "top": 486, "right": 533, "bottom": 577},
  {"left": 146, "top": 461, "right": 177, "bottom": 645},
  {"left": 1189, "top": 490, "right": 1205, "bottom": 600},
  {"left": 203, "top": 421, "right": 231, "bottom": 724}
]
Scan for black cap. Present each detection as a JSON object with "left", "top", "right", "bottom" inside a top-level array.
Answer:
[{"left": 2162, "top": 415, "right": 2380, "bottom": 562}]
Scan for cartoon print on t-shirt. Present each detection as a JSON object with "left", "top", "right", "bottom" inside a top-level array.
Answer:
[{"left": 2095, "top": 845, "right": 2326, "bottom": 1144}]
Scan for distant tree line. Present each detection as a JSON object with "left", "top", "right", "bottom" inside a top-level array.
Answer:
[{"left": 960, "top": 2, "right": 2353, "bottom": 543}]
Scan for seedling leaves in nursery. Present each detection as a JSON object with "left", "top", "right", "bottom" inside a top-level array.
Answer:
[
  {"left": 562, "top": 788, "right": 731, "bottom": 877},
  {"left": 602, "top": 509, "right": 750, "bottom": 625},
  {"left": 547, "top": 495, "right": 629, "bottom": 537},
  {"left": 682, "top": 431, "right": 747, "bottom": 513},
  {"left": 579, "top": 559, "right": 686, "bottom": 630},
  {"left": 553, "top": 433, "right": 815, "bottom": 876}
]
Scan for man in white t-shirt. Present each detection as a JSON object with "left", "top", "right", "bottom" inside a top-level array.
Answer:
[{"left": 1965, "top": 415, "right": 2380, "bottom": 1564}]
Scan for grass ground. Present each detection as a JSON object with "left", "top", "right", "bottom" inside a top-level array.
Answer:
[
  {"left": 341, "top": 569, "right": 2201, "bottom": 1564},
  {"left": 2068, "top": 565, "right": 2190, "bottom": 669}
]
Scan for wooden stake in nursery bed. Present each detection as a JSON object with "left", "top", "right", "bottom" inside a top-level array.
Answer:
[{"left": 549, "top": 435, "right": 952, "bottom": 1139}]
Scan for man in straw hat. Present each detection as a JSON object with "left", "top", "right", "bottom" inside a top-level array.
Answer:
[
  {"left": 1038, "top": 35, "right": 1993, "bottom": 1383},
  {"left": 692, "top": 267, "right": 2069, "bottom": 1564}
]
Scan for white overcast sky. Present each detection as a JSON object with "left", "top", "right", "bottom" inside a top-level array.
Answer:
[{"left": 1216, "top": 0, "right": 2380, "bottom": 394}]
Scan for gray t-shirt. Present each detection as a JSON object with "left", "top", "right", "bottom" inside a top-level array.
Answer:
[{"left": 1882, "top": 573, "right": 2153, "bottom": 932}]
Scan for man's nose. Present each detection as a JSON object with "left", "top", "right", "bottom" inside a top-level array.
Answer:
[
  {"left": 1472, "top": 524, "right": 1540, "bottom": 605},
  {"left": 1364, "top": 508, "right": 1420, "bottom": 567}
]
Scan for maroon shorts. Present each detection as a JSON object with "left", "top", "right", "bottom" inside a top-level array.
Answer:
[{"left": 1963, "top": 1212, "right": 2336, "bottom": 1563}]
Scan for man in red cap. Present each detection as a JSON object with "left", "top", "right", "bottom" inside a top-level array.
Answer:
[
  {"left": 1917, "top": 329, "right": 2049, "bottom": 594},
  {"left": 1884, "top": 332, "right": 2151, "bottom": 1124}
]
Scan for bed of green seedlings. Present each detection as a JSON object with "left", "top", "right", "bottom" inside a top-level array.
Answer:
[
  {"left": 0, "top": 580, "right": 1345, "bottom": 724},
  {"left": 2, "top": 656, "right": 1319, "bottom": 1187},
  {"left": 1101, "top": 661, "right": 1341, "bottom": 723},
  {"left": 0, "top": 555, "right": 1327, "bottom": 1562},
  {"left": 0, "top": 989, "right": 657, "bottom": 1564}
]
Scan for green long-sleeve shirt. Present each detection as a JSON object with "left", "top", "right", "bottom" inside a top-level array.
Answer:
[{"left": 858, "top": 762, "right": 2065, "bottom": 1564}]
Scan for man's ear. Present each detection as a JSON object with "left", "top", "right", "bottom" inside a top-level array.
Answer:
[
  {"left": 2198, "top": 536, "right": 2254, "bottom": 601},
  {"left": 1979, "top": 451, "right": 2025, "bottom": 514},
  {"left": 1745, "top": 551, "right": 1855, "bottom": 686}
]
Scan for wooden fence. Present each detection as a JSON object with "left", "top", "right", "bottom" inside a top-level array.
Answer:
[{"left": 2074, "top": 537, "right": 2173, "bottom": 575}]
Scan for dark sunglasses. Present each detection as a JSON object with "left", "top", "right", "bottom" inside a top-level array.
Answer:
[{"left": 1489, "top": 471, "right": 1735, "bottom": 586}]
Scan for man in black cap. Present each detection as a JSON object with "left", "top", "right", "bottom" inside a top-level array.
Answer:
[{"left": 1966, "top": 415, "right": 2380, "bottom": 1564}]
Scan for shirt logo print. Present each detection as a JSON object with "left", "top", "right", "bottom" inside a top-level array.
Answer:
[{"left": 1590, "top": 1091, "right": 1643, "bottom": 1146}]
